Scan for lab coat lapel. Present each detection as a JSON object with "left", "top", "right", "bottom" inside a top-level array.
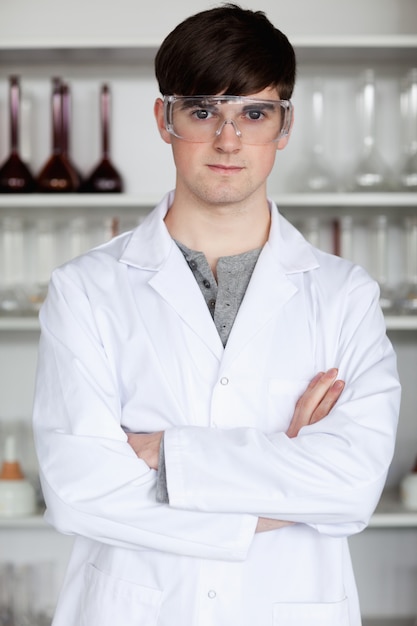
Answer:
[
  {"left": 221, "top": 245, "right": 297, "bottom": 364},
  {"left": 119, "top": 193, "right": 223, "bottom": 361},
  {"left": 148, "top": 251, "right": 224, "bottom": 360},
  {"left": 222, "top": 205, "right": 320, "bottom": 366}
]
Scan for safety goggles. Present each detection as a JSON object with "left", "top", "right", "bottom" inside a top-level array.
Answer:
[{"left": 163, "top": 95, "right": 293, "bottom": 145}]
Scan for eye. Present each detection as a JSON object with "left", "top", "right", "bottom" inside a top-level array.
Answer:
[
  {"left": 245, "top": 109, "right": 264, "bottom": 121},
  {"left": 192, "top": 108, "right": 212, "bottom": 120}
]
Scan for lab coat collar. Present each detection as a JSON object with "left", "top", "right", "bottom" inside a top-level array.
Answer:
[
  {"left": 118, "top": 192, "right": 320, "bottom": 362},
  {"left": 119, "top": 190, "right": 320, "bottom": 275}
]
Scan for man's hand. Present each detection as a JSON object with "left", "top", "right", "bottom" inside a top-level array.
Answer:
[
  {"left": 286, "top": 368, "right": 344, "bottom": 439},
  {"left": 127, "top": 432, "right": 163, "bottom": 470}
]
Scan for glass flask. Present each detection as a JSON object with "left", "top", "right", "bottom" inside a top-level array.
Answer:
[
  {"left": 81, "top": 84, "right": 123, "bottom": 193},
  {"left": 349, "top": 69, "right": 393, "bottom": 192},
  {"left": 36, "top": 77, "right": 79, "bottom": 193},
  {"left": 0, "top": 216, "right": 30, "bottom": 315},
  {"left": 371, "top": 215, "right": 395, "bottom": 312},
  {"left": 0, "top": 75, "right": 35, "bottom": 193},
  {"left": 61, "top": 82, "right": 82, "bottom": 189},
  {"left": 398, "top": 68, "right": 417, "bottom": 190},
  {"left": 24, "top": 218, "right": 56, "bottom": 312},
  {"left": 394, "top": 216, "right": 417, "bottom": 313},
  {"left": 297, "top": 79, "right": 337, "bottom": 192}
]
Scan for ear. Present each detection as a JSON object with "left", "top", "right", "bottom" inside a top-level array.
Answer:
[
  {"left": 154, "top": 98, "right": 172, "bottom": 144},
  {"left": 276, "top": 106, "right": 294, "bottom": 151}
]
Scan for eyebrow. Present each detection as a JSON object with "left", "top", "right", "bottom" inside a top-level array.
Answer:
[
  {"left": 241, "top": 102, "right": 276, "bottom": 112},
  {"left": 179, "top": 98, "right": 278, "bottom": 110}
]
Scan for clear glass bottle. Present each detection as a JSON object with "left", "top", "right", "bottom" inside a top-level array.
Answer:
[
  {"left": 349, "top": 69, "right": 392, "bottom": 191},
  {"left": 0, "top": 216, "right": 28, "bottom": 315},
  {"left": 394, "top": 216, "right": 417, "bottom": 313},
  {"left": 371, "top": 215, "right": 395, "bottom": 312},
  {"left": 398, "top": 68, "right": 417, "bottom": 190},
  {"left": 294, "top": 79, "right": 337, "bottom": 192}
]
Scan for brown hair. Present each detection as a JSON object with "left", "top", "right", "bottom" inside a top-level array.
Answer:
[{"left": 155, "top": 3, "right": 296, "bottom": 100}]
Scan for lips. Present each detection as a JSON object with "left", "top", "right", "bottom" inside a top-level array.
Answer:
[{"left": 207, "top": 164, "right": 244, "bottom": 174}]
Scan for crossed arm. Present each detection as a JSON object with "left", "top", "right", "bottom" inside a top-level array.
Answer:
[{"left": 127, "top": 368, "right": 345, "bottom": 532}]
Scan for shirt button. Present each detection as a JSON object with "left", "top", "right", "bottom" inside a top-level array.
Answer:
[
  {"left": 208, "top": 590, "right": 216, "bottom": 599},
  {"left": 203, "top": 279, "right": 211, "bottom": 288},
  {"left": 189, "top": 260, "right": 197, "bottom": 270},
  {"left": 209, "top": 299, "right": 216, "bottom": 308},
  {"left": 220, "top": 377, "right": 229, "bottom": 385}
]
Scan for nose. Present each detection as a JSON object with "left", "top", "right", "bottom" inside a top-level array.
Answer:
[
  {"left": 215, "top": 119, "right": 242, "bottom": 139},
  {"left": 214, "top": 119, "right": 242, "bottom": 150}
]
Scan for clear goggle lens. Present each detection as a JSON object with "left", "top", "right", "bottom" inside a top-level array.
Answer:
[{"left": 163, "top": 95, "right": 293, "bottom": 145}]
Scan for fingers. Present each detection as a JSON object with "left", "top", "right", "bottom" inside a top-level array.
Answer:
[
  {"left": 310, "top": 378, "right": 345, "bottom": 424},
  {"left": 286, "top": 368, "right": 344, "bottom": 438}
]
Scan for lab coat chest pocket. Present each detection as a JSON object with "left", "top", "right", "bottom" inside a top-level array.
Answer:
[
  {"left": 272, "top": 597, "right": 350, "bottom": 626},
  {"left": 81, "top": 563, "right": 162, "bottom": 626}
]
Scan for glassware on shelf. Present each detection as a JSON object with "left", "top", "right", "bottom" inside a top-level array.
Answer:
[
  {"left": 333, "top": 215, "right": 354, "bottom": 260},
  {"left": 0, "top": 562, "right": 56, "bottom": 626},
  {"left": 393, "top": 216, "right": 417, "bottom": 314},
  {"left": 61, "top": 82, "right": 83, "bottom": 190},
  {"left": 398, "top": 68, "right": 417, "bottom": 191},
  {"left": 371, "top": 215, "right": 395, "bottom": 312},
  {"left": 36, "top": 77, "right": 80, "bottom": 193},
  {"left": 0, "top": 563, "right": 14, "bottom": 626},
  {"left": 30, "top": 562, "right": 56, "bottom": 626},
  {"left": 0, "top": 75, "right": 35, "bottom": 193},
  {"left": 348, "top": 69, "right": 393, "bottom": 192},
  {"left": 295, "top": 79, "right": 337, "bottom": 192},
  {"left": 0, "top": 216, "right": 31, "bottom": 316},
  {"left": 24, "top": 218, "right": 56, "bottom": 312},
  {"left": 81, "top": 84, "right": 123, "bottom": 193},
  {"left": 300, "top": 216, "right": 321, "bottom": 248}
]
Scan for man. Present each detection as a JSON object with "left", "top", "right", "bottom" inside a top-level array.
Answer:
[{"left": 33, "top": 4, "right": 400, "bottom": 625}]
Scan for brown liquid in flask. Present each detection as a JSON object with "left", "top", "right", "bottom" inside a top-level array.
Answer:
[
  {"left": 0, "top": 75, "right": 35, "bottom": 193},
  {"left": 36, "top": 77, "right": 79, "bottom": 193},
  {"left": 61, "top": 82, "right": 82, "bottom": 189},
  {"left": 81, "top": 84, "right": 123, "bottom": 193}
]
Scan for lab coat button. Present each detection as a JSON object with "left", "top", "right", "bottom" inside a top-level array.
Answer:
[
  {"left": 220, "top": 377, "right": 229, "bottom": 385},
  {"left": 208, "top": 590, "right": 216, "bottom": 599}
]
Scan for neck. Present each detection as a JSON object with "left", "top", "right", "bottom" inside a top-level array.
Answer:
[{"left": 164, "top": 189, "right": 271, "bottom": 270}]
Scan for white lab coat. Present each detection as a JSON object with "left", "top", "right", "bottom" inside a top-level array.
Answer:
[{"left": 33, "top": 191, "right": 400, "bottom": 626}]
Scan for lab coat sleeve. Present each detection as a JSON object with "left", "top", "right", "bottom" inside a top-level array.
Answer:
[
  {"left": 32, "top": 268, "right": 257, "bottom": 561},
  {"left": 163, "top": 266, "right": 401, "bottom": 537}
]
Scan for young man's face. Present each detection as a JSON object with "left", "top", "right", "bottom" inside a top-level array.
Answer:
[{"left": 154, "top": 86, "right": 292, "bottom": 209}]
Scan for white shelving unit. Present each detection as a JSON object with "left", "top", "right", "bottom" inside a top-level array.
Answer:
[{"left": 1, "top": 24, "right": 417, "bottom": 622}]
